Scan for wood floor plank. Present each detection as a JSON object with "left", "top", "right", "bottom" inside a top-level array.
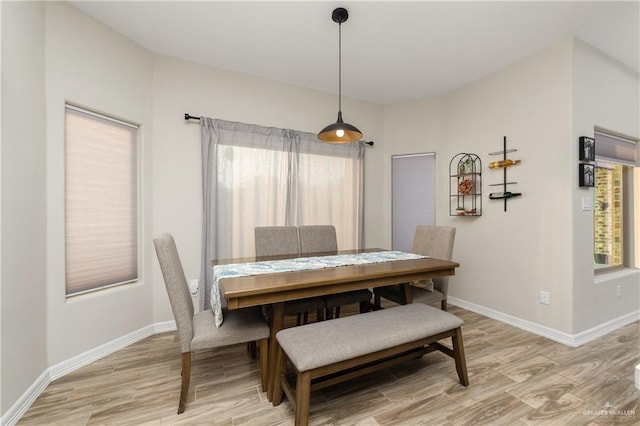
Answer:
[{"left": 17, "top": 304, "right": 640, "bottom": 425}]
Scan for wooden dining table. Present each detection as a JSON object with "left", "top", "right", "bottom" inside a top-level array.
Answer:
[{"left": 212, "top": 248, "right": 460, "bottom": 401}]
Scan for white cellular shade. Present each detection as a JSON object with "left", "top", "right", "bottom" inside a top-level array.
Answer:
[
  {"left": 65, "top": 106, "right": 138, "bottom": 296},
  {"left": 594, "top": 131, "right": 637, "bottom": 165}
]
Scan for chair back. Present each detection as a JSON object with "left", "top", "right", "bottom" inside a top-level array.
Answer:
[
  {"left": 255, "top": 226, "right": 300, "bottom": 257},
  {"left": 298, "top": 225, "right": 338, "bottom": 254},
  {"left": 412, "top": 225, "right": 456, "bottom": 293},
  {"left": 154, "top": 233, "right": 194, "bottom": 353}
]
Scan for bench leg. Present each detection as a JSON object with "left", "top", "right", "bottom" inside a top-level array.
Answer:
[
  {"left": 452, "top": 327, "right": 469, "bottom": 386},
  {"left": 295, "top": 371, "right": 311, "bottom": 426}
]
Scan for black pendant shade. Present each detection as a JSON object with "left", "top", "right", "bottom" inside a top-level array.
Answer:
[
  {"left": 318, "top": 111, "right": 363, "bottom": 144},
  {"left": 318, "top": 8, "right": 363, "bottom": 144}
]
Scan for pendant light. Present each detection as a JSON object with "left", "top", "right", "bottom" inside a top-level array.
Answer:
[{"left": 318, "top": 7, "right": 363, "bottom": 144}]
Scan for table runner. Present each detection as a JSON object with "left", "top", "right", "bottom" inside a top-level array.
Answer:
[{"left": 210, "top": 251, "right": 426, "bottom": 327}]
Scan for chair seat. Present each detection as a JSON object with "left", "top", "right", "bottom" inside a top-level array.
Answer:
[
  {"left": 283, "top": 297, "right": 326, "bottom": 315},
  {"left": 324, "top": 289, "right": 372, "bottom": 309},
  {"left": 374, "top": 285, "right": 444, "bottom": 306},
  {"left": 191, "top": 307, "right": 270, "bottom": 351}
]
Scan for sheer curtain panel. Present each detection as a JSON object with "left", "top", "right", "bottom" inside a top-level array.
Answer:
[{"left": 199, "top": 118, "right": 366, "bottom": 310}]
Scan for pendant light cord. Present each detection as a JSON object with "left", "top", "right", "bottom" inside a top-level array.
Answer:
[{"left": 338, "top": 21, "right": 342, "bottom": 114}]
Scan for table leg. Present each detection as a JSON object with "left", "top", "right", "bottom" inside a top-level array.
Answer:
[{"left": 267, "top": 302, "right": 285, "bottom": 401}]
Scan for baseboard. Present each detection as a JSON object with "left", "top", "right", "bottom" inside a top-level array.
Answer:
[
  {"left": 1, "top": 370, "right": 50, "bottom": 426},
  {"left": 1, "top": 320, "right": 177, "bottom": 426},
  {"left": 571, "top": 310, "right": 640, "bottom": 346},
  {"left": 449, "top": 297, "right": 640, "bottom": 347},
  {"left": 154, "top": 320, "right": 178, "bottom": 334}
]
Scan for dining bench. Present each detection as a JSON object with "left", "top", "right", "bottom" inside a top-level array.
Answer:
[{"left": 272, "top": 303, "right": 469, "bottom": 426}]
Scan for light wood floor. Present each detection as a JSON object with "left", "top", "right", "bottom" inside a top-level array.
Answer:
[{"left": 18, "top": 304, "right": 640, "bottom": 425}]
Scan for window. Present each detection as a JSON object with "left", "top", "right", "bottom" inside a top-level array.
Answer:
[
  {"left": 65, "top": 105, "right": 139, "bottom": 296},
  {"left": 593, "top": 130, "right": 637, "bottom": 271},
  {"left": 214, "top": 140, "right": 363, "bottom": 258}
]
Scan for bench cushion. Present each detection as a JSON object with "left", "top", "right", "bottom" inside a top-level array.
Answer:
[{"left": 276, "top": 303, "right": 463, "bottom": 372}]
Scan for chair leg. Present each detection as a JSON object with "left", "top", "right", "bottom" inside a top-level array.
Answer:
[
  {"left": 303, "top": 311, "right": 309, "bottom": 324},
  {"left": 325, "top": 307, "right": 334, "bottom": 320},
  {"left": 296, "top": 313, "right": 303, "bottom": 326},
  {"left": 178, "top": 352, "right": 191, "bottom": 414},
  {"left": 452, "top": 327, "right": 469, "bottom": 386},
  {"left": 334, "top": 306, "right": 341, "bottom": 318},
  {"left": 373, "top": 294, "right": 381, "bottom": 309},
  {"left": 441, "top": 299, "right": 448, "bottom": 311},
  {"left": 259, "top": 338, "right": 269, "bottom": 392},
  {"left": 359, "top": 300, "right": 370, "bottom": 313},
  {"left": 248, "top": 341, "right": 257, "bottom": 359},
  {"left": 316, "top": 308, "right": 325, "bottom": 322}
]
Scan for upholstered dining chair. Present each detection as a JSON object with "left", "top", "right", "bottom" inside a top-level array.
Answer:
[
  {"left": 255, "top": 226, "right": 300, "bottom": 258},
  {"left": 254, "top": 226, "right": 326, "bottom": 325},
  {"left": 154, "top": 233, "right": 270, "bottom": 414},
  {"left": 298, "top": 225, "right": 372, "bottom": 319},
  {"left": 373, "top": 225, "right": 456, "bottom": 311}
]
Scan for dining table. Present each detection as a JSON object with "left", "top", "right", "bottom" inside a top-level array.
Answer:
[{"left": 211, "top": 248, "right": 460, "bottom": 401}]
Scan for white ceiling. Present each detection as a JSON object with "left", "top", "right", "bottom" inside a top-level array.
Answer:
[{"left": 71, "top": 1, "right": 639, "bottom": 105}]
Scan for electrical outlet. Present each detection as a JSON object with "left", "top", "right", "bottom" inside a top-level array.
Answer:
[
  {"left": 189, "top": 279, "right": 199, "bottom": 295},
  {"left": 540, "top": 291, "right": 550, "bottom": 305},
  {"left": 617, "top": 285, "right": 622, "bottom": 298}
]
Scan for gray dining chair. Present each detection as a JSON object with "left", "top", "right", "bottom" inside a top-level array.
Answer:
[
  {"left": 254, "top": 226, "right": 326, "bottom": 325},
  {"left": 154, "top": 233, "right": 270, "bottom": 414},
  {"left": 373, "top": 225, "right": 456, "bottom": 311},
  {"left": 298, "top": 225, "right": 372, "bottom": 319},
  {"left": 255, "top": 226, "right": 300, "bottom": 258}
]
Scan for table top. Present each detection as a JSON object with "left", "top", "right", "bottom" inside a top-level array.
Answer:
[{"left": 213, "top": 249, "right": 459, "bottom": 309}]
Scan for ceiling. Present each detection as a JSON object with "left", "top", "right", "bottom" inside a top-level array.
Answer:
[{"left": 71, "top": 1, "right": 639, "bottom": 105}]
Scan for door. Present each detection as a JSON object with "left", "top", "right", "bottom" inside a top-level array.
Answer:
[{"left": 392, "top": 153, "right": 436, "bottom": 251}]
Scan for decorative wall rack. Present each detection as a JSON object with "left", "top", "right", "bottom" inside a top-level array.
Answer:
[
  {"left": 488, "top": 136, "right": 521, "bottom": 212},
  {"left": 449, "top": 153, "right": 482, "bottom": 216}
]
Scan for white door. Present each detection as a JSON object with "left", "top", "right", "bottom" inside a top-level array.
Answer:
[{"left": 392, "top": 153, "right": 435, "bottom": 252}]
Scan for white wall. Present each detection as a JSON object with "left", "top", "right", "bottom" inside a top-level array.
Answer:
[
  {"left": 385, "top": 40, "right": 576, "bottom": 333},
  {"left": 571, "top": 39, "right": 640, "bottom": 332},
  {"left": 150, "top": 55, "right": 385, "bottom": 321},
  {"left": 1, "top": 0, "right": 48, "bottom": 414},
  {"left": 44, "top": 2, "right": 155, "bottom": 365}
]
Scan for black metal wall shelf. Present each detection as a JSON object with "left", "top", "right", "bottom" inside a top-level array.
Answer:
[
  {"left": 488, "top": 136, "right": 521, "bottom": 212},
  {"left": 449, "top": 153, "right": 482, "bottom": 216}
]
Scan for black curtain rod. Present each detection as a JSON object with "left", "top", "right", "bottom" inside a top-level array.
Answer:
[{"left": 183, "top": 113, "right": 373, "bottom": 146}]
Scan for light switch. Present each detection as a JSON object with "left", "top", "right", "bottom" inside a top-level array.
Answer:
[{"left": 582, "top": 197, "right": 593, "bottom": 211}]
